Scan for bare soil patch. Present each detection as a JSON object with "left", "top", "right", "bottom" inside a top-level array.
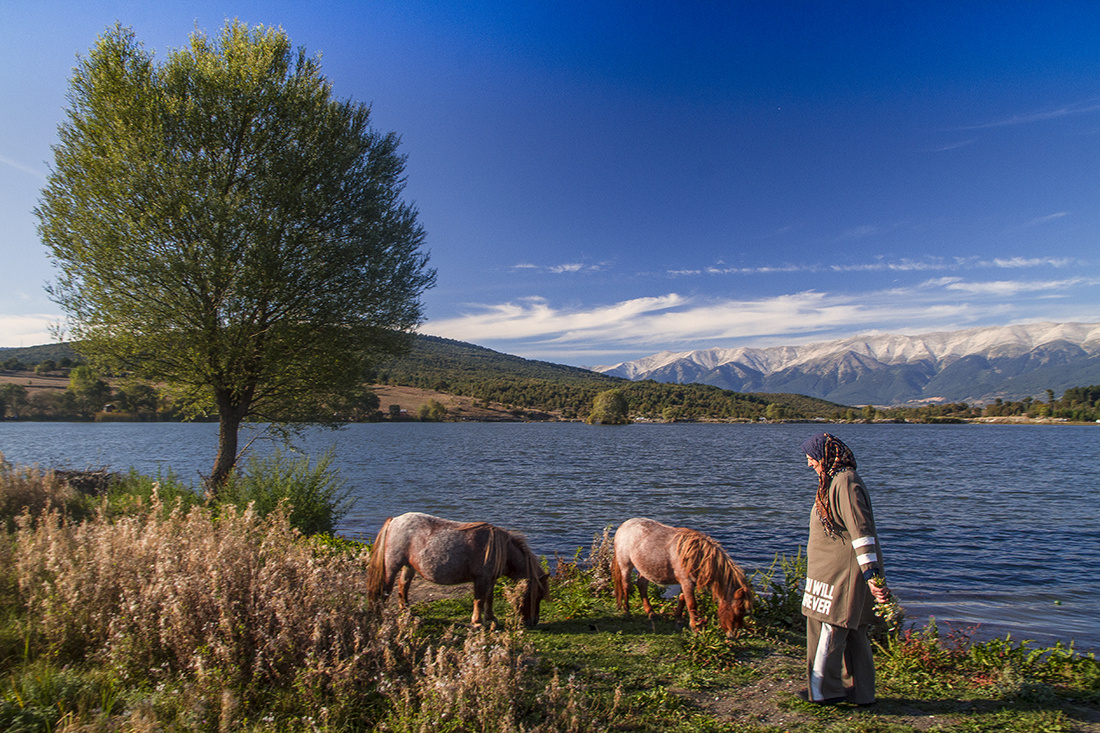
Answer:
[
  {"left": 0, "top": 370, "right": 69, "bottom": 392},
  {"left": 370, "top": 384, "right": 560, "bottom": 421}
]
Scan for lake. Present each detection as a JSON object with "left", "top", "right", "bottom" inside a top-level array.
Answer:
[{"left": 1, "top": 420, "right": 1097, "bottom": 653}]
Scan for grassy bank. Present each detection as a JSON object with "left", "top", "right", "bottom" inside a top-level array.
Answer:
[{"left": 1, "top": 459, "right": 1098, "bottom": 732}]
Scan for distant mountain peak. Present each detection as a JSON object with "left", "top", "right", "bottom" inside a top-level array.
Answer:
[{"left": 592, "top": 322, "right": 1100, "bottom": 405}]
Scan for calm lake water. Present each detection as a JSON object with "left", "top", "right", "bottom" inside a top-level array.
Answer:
[{"left": 1, "top": 421, "right": 1097, "bottom": 653}]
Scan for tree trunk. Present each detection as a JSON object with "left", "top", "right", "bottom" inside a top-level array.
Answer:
[{"left": 209, "top": 396, "right": 245, "bottom": 498}]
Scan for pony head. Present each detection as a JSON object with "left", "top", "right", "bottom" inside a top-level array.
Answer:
[
  {"left": 679, "top": 529, "right": 755, "bottom": 637},
  {"left": 507, "top": 533, "right": 550, "bottom": 626},
  {"left": 716, "top": 580, "right": 754, "bottom": 637},
  {"left": 520, "top": 569, "right": 551, "bottom": 626}
]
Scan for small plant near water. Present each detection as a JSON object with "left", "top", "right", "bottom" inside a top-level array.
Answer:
[
  {"left": 749, "top": 548, "right": 807, "bottom": 632},
  {"left": 877, "top": 620, "right": 1100, "bottom": 703},
  {"left": 218, "top": 448, "right": 354, "bottom": 536}
]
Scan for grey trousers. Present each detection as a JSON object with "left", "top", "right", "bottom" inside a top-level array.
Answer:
[{"left": 805, "top": 617, "right": 876, "bottom": 704}]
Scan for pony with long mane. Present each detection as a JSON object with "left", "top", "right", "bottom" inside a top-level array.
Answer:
[
  {"left": 366, "top": 512, "right": 549, "bottom": 628},
  {"left": 613, "top": 517, "right": 753, "bottom": 636}
]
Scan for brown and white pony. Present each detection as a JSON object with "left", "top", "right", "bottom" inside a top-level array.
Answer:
[
  {"left": 613, "top": 517, "right": 753, "bottom": 636},
  {"left": 366, "top": 512, "right": 550, "bottom": 628}
]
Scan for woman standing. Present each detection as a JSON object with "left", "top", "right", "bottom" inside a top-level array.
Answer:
[{"left": 799, "top": 432, "right": 890, "bottom": 706}]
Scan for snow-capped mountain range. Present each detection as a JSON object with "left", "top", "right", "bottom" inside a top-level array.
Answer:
[{"left": 592, "top": 322, "right": 1100, "bottom": 406}]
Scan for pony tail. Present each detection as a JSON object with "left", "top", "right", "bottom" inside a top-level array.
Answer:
[
  {"left": 613, "top": 551, "right": 627, "bottom": 609},
  {"left": 483, "top": 526, "right": 510, "bottom": 579},
  {"left": 365, "top": 517, "right": 394, "bottom": 602}
]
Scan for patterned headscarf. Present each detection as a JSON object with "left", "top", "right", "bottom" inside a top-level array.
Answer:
[{"left": 800, "top": 432, "right": 857, "bottom": 537}]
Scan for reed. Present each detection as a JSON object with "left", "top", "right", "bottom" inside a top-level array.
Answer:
[{"left": 0, "top": 453, "right": 89, "bottom": 530}]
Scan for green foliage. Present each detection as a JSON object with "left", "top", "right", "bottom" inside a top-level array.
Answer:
[
  {"left": 112, "top": 380, "right": 161, "bottom": 414},
  {"left": 103, "top": 470, "right": 203, "bottom": 517},
  {"left": 416, "top": 398, "right": 448, "bottom": 421},
  {"left": 750, "top": 549, "right": 807, "bottom": 631},
  {"left": 0, "top": 663, "right": 122, "bottom": 732},
  {"left": 37, "top": 20, "right": 434, "bottom": 485},
  {"left": 0, "top": 344, "right": 79, "bottom": 369},
  {"left": 218, "top": 448, "right": 353, "bottom": 535},
  {"left": 65, "top": 365, "right": 111, "bottom": 417},
  {"left": 550, "top": 548, "right": 605, "bottom": 620},
  {"left": 949, "top": 708, "right": 1072, "bottom": 733},
  {"left": 587, "top": 388, "right": 630, "bottom": 424},
  {"left": 680, "top": 625, "right": 746, "bottom": 671},
  {"left": 0, "top": 384, "right": 28, "bottom": 420},
  {"left": 880, "top": 384, "right": 1100, "bottom": 423},
  {"left": 877, "top": 621, "right": 1100, "bottom": 703}
]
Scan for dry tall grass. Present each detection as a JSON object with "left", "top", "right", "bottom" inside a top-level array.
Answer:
[
  {"left": 4, "top": 461, "right": 596, "bottom": 731},
  {"left": 377, "top": 627, "right": 598, "bottom": 733},
  {"left": 0, "top": 453, "right": 86, "bottom": 529}
]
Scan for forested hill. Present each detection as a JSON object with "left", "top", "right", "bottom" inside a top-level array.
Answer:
[
  {"left": 374, "top": 334, "right": 848, "bottom": 420},
  {"left": 2, "top": 336, "right": 849, "bottom": 421}
]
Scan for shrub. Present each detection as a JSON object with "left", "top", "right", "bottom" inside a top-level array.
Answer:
[
  {"left": 586, "top": 389, "right": 630, "bottom": 425},
  {"left": 877, "top": 621, "right": 1100, "bottom": 702},
  {"left": 0, "top": 454, "right": 90, "bottom": 530},
  {"left": 218, "top": 448, "right": 354, "bottom": 535},
  {"left": 377, "top": 627, "right": 598, "bottom": 733},
  {"left": 103, "top": 469, "right": 203, "bottom": 517},
  {"left": 12, "top": 498, "right": 379, "bottom": 722},
  {"left": 750, "top": 549, "right": 806, "bottom": 631},
  {"left": 586, "top": 525, "right": 615, "bottom": 597}
]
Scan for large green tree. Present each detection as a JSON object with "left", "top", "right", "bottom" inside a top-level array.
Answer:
[
  {"left": 37, "top": 22, "right": 435, "bottom": 491},
  {"left": 586, "top": 388, "right": 630, "bottom": 425}
]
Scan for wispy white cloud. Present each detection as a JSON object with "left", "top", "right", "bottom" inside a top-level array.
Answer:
[
  {"left": 927, "top": 276, "right": 1092, "bottom": 297},
  {"left": 830, "top": 258, "right": 950, "bottom": 273},
  {"left": 512, "top": 262, "right": 603, "bottom": 274},
  {"left": 668, "top": 255, "right": 1076, "bottom": 278},
  {"left": 836, "top": 224, "right": 879, "bottom": 241},
  {"left": 1029, "top": 212, "right": 1067, "bottom": 224},
  {"left": 668, "top": 264, "right": 803, "bottom": 276},
  {"left": 984, "top": 256, "right": 1073, "bottom": 268},
  {"left": 425, "top": 275, "right": 1099, "bottom": 362},
  {"left": 932, "top": 139, "right": 976, "bottom": 152},
  {"left": 429, "top": 294, "right": 687, "bottom": 342},
  {"left": 960, "top": 98, "right": 1100, "bottom": 130},
  {"left": 0, "top": 155, "right": 47, "bottom": 180}
]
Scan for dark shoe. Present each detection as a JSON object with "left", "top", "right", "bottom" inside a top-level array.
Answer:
[{"left": 796, "top": 689, "right": 846, "bottom": 705}]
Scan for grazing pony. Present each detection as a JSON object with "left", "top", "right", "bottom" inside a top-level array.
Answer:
[
  {"left": 366, "top": 512, "right": 549, "bottom": 628},
  {"left": 613, "top": 517, "right": 753, "bottom": 636}
]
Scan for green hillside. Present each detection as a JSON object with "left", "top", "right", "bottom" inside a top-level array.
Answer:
[
  {"left": 2, "top": 336, "right": 850, "bottom": 421},
  {"left": 0, "top": 343, "right": 80, "bottom": 366},
  {"left": 375, "top": 334, "right": 850, "bottom": 420}
]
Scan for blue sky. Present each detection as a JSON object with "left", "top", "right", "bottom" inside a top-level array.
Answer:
[{"left": 2, "top": 2, "right": 1098, "bottom": 367}]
